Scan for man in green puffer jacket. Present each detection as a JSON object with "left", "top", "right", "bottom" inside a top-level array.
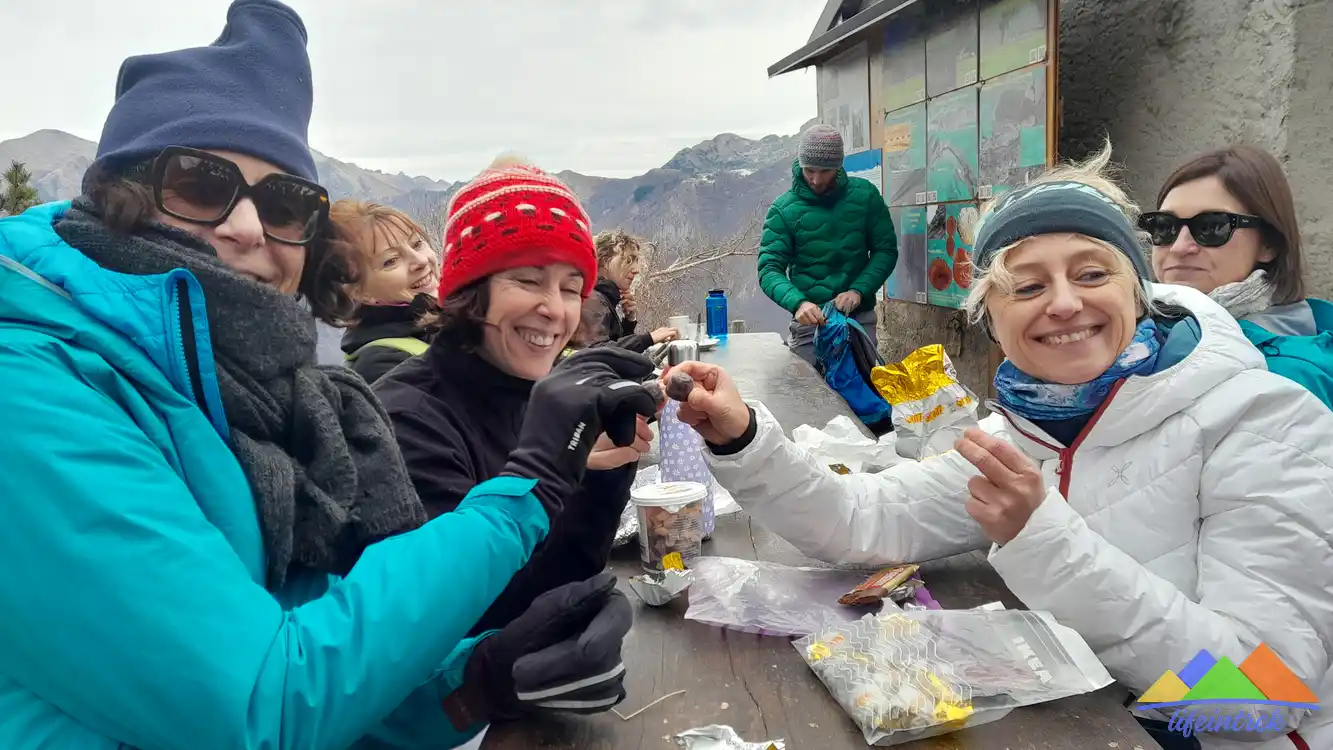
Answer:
[{"left": 758, "top": 124, "right": 898, "bottom": 368}]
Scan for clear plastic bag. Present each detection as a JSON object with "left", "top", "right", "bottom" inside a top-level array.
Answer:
[
  {"left": 791, "top": 415, "right": 907, "bottom": 475},
  {"left": 683, "top": 557, "right": 894, "bottom": 637},
  {"left": 794, "top": 609, "right": 1113, "bottom": 746}
]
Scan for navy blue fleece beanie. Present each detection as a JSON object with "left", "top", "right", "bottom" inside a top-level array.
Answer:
[
  {"left": 87, "top": 0, "right": 318, "bottom": 189},
  {"left": 972, "top": 180, "right": 1151, "bottom": 281}
]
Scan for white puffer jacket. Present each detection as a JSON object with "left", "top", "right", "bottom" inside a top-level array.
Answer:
[{"left": 706, "top": 284, "right": 1333, "bottom": 749}]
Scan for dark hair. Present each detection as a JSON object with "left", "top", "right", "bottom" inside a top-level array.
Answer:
[
  {"left": 1156, "top": 145, "right": 1305, "bottom": 304},
  {"left": 84, "top": 169, "right": 360, "bottom": 325},
  {"left": 420, "top": 278, "right": 594, "bottom": 350}
]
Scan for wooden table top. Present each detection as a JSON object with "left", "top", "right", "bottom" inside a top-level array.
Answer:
[{"left": 483, "top": 333, "right": 1158, "bottom": 750}]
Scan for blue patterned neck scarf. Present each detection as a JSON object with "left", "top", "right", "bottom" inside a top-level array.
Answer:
[{"left": 994, "top": 319, "right": 1161, "bottom": 422}]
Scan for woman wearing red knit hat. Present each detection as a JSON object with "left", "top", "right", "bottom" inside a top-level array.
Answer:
[
  {"left": 374, "top": 155, "right": 654, "bottom": 632},
  {"left": 0, "top": 1, "right": 656, "bottom": 745}
]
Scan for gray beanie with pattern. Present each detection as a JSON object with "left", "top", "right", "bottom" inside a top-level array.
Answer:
[{"left": 798, "top": 124, "right": 844, "bottom": 170}]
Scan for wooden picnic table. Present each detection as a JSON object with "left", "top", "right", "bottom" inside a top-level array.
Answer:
[{"left": 484, "top": 333, "right": 1159, "bottom": 750}]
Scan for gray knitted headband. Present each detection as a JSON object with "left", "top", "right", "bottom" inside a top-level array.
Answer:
[{"left": 972, "top": 180, "right": 1150, "bottom": 281}]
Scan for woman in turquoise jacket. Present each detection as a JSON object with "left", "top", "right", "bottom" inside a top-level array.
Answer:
[
  {"left": 0, "top": 2, "right": 653, "bottom": 748},
  {"left": 1143, "top": 145, "right": 1333, "bottom": 408}
]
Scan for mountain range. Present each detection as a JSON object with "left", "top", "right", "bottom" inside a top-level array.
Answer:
[
  {"left": 0, "top": 122, "right": 814, "bottom": 240},
  {"left": 0, "top": 120, "right": 817, "bottom": 359}
]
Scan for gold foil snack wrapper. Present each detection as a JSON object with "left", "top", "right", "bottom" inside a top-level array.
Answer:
[{"left": 871, "top": 345, "right": 980, "bottom": 460}]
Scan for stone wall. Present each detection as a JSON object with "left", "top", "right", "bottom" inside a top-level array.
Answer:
[
  {"left": 1286, "top": 0, "right": 1333, "bottom": 296},
  {"left": 1058, "top": 0, "right": 1333, "bottom": 295}
]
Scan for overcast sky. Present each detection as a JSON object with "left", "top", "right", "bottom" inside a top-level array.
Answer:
[{"left": 1, "top": 1, "right": 819, "bottom": 180}]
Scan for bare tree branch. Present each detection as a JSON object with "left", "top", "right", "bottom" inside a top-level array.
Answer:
[
  {"left": 630, "top": 208, "right": 765, "bottom": 327},
  {"left": 645, "top": 212, "right": 764, "bottom": 281}
]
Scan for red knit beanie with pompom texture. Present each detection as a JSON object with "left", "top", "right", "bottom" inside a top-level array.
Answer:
[{"left": 438, "top": 154, "right": 597, "bottom": 300}]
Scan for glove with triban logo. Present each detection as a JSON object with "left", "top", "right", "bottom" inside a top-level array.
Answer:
[
  {"left": 501, "top": 346, "right": 658, "bottom": 517},
  {"left": 442, "top": 572, "right": 633, "bottom": 727}
]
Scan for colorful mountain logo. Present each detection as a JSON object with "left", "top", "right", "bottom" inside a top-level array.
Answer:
[{"left": 1136, "top": 643, "right": 1319, "bottom": 710}]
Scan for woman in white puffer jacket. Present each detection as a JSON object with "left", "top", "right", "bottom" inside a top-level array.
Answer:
[{"left": 668, "top": 144, "right": 1333, "bottom": 750}]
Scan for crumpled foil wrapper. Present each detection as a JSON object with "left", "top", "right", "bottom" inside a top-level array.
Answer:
[
  {"left": 612, "top": 501, "right": 639, "bottom": 549},
  {"left": 674, "top": 725, "right": 785, "bottom": 750},
  {"left": 627, "top": 567, "right": 695, "bottom": 607}
]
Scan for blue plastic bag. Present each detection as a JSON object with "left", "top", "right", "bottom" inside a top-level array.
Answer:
[{"left": 814, "top": 303, "right": 893, "bottom": 432}]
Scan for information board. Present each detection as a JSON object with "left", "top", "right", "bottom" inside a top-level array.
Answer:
[
  {"left": 881, "top": 8, "right": 927, "bottom": 112},
  {"left": 843, "top": 149, "right": 883, "bottom": 196},
  {"left": 864, "top": 0, "right": 1053, "bottom": 310},
  {"left": 819, "top": 43, "right": 872, "bottom": 153},
  {"left": 980, "top": 0, "right": 1048, "bottom": 80},
  {"left": 926, "top": 87, "right": 980, "bottom": 203},
  {"left": 925, "top": 0, "right": 979, "bottom": 97},
  {"left": 979, "top": 66, "right": 1047, "bottom": 198},
  {"left": 925, "top": 202, "right": 979, "bottom": 309},
  {"left": 885, "top": 205, "right": 928, "bottom": 304},
  {"left": 882, "top": 103, "right": 928, "bottom": 207}
]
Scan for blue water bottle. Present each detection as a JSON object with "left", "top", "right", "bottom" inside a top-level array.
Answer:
[{"left": 706, "top": 289, "right": 728, "bottom": 338}]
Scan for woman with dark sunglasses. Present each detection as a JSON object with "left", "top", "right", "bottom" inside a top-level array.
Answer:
[
  {"left": 1144, "top": 145, "right": 1333, "bottom": 408},
  {"left": 0, "top": 1, "right": 649, "bottom": 748}
]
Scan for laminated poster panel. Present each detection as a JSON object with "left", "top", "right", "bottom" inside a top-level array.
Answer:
[
  {"left": 980, "top": 0, "right": 1049, "bottom": 80},
  {"left": 925, "top": 202, "right": 979, "bottom": 309},
  {"left": 882, "top": 102, "right": 928, "bottom": 207},
  {"left": 978, "top": 65, "right": 1048, "bottom": 199},
  {"left": 885, "top": 205, "right": 928, "bottom": 304},
  {"left": 926, "top": 87, "right": 979, "bottom": 203},
  {"left": 881, "top": 8, "right": 927, "bottom": 112},
  {"left": 819, "top": 43, "right": 872, "bottom": 154},
  {"left": 925, "top": 0, "right": 979, "bottom": 98},
  {"left": 843, "top": 149, "right": 884, "bottom": 197}
]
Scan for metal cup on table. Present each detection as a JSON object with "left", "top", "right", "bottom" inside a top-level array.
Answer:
[{"left": 666, "top": 339, "right": 700, "bottom": 367}]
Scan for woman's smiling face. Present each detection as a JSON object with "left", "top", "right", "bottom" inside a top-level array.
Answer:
[
  {"left": 480, "top": 264, "right": 584, "bottom": 380},
  {"left": 986, "top": 234, "right": 1139, "bottom": 385},
  {"left": 357, "top": 226, "right": 438, "bottom": 304}
]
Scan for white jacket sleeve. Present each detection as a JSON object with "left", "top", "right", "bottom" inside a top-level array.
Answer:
[
  {"left": 990, "top": 377, "right": 1333, "bottom": 741},
  {"left": 703, "top": 402, "right": 990, "bottom": 566}
]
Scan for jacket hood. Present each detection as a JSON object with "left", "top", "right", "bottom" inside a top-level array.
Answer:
[
  {"left": 1002, "top": 283, "right": 1265, "bottom": 457},
  {"left": 1244, "top": 298, "right": 1327, "bottom": 338},
  {"left": 0, "top": 201, "right": 228, "bottom": 435},
  {"left": 789, "top": 159, "right": 848, "bottom": 204},
  {"left": 340, "top": 294, "right": 433, "bottom": 353}
]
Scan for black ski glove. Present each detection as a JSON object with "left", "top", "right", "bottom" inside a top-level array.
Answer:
[
  {"left": 442, "top": 572, "right": 633, "bottom": 728},
  {"left": 501, "top": 347, "right": 657, "bottom": 517}
]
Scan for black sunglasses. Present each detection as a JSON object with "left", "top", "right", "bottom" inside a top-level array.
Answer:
[
  {"left": 143, "top": 146, "right": 329, "bottom": 245},
  {"left": 1138, "top": 210, "right": 1266, "bottom": 248}
]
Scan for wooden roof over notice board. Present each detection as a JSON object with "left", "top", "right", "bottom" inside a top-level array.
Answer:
[{"left": 769, "top": 0, "right": 931, "bottom": 78}]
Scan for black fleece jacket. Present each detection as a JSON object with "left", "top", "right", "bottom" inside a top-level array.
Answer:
[
  {"left": 340, "top": 294, "right": 434, "bottom": 384},
  {"left": 589, "top": 279, "right": 653, "bottom": 352},
  {"left": 372, "top": 331, "right": 637, "bottom": 635}
]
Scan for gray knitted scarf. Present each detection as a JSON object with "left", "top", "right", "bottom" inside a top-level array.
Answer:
[
  {"left": 55, "top": 200, "right": 427, "bottom": 588},
  {"left": 1208, "top": 269, "right": 1276, "bottom": 320}
]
